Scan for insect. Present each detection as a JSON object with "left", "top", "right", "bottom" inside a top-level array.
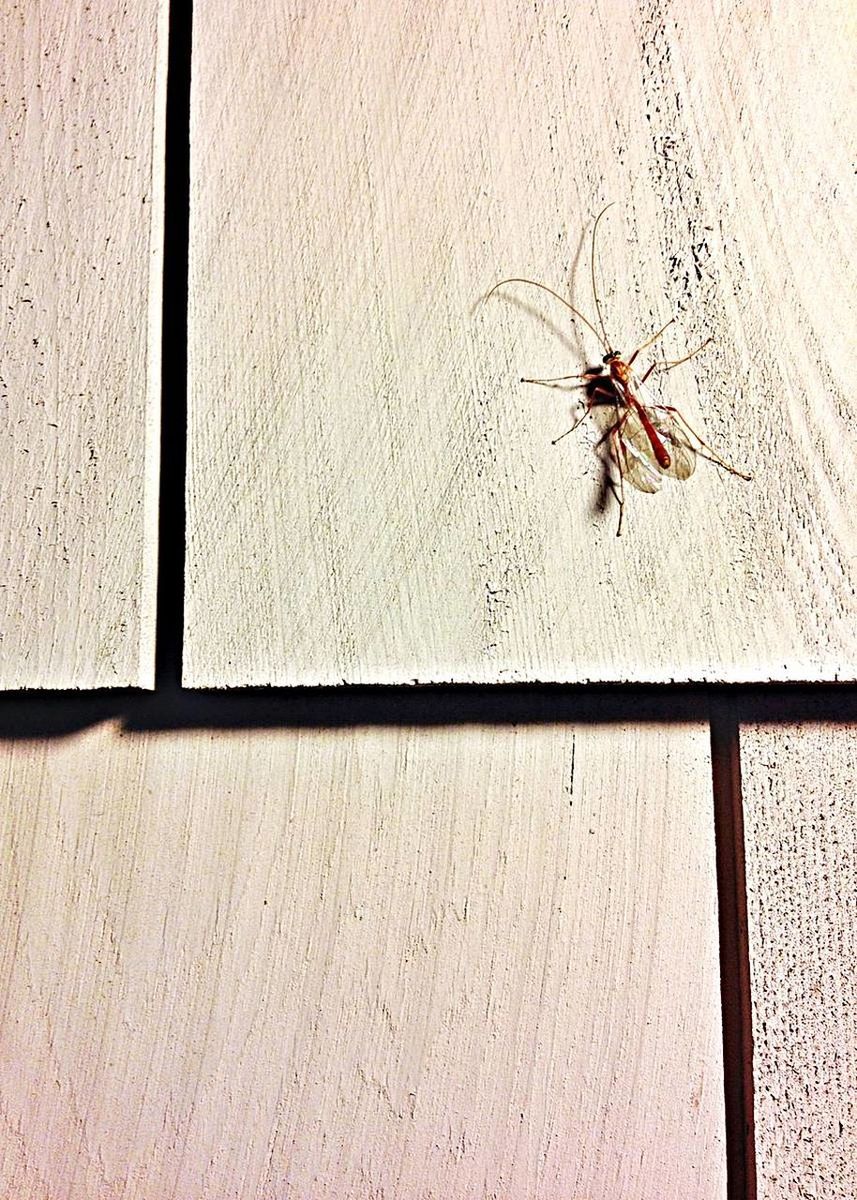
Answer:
[{"left": 487, "top": 204, "right": 751, "bottom": 535}]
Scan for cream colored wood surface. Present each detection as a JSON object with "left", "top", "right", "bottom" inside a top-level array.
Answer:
[
  {"left": 186, "top": 0, "right": 855, "bottom": 686},
  {"left": 0, "top": 722, "right": 724, "bottom": 1198},
  {"left": 0, "top": 0, "right": 167, "bottom": 688},
  {"left": 740, "top": 723, "right": 856, "bottom": 1199}
]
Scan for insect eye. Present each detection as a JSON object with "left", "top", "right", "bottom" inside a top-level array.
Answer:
[{"left": 602, "top": 352, "right": 615, "bottom": 364}]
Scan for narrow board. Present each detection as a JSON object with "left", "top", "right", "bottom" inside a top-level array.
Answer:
[
  {"left": 740, "top": 723, "right": 856, "bottom": 1199},
  {"left": 186, "top": 0, "right": 855, "bottom": 685},
  {"left": 0, "top": 722, "right": 724, "bottom": 1198},
  {"left": 0, "top": 0, "right": 167, "bottom": 688}
]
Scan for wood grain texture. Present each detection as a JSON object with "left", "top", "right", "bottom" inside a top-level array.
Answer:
[
  {"left": 0, "top": 0, "right": 167, "bottom": 688},
  {"left": 740, "top": 723, "right": 857, "bottom": 1199},
  {"left": 186, "top": 0, "right": 855, "bottom": 686},
  {"left": 0, "top": 722, "right": 724, "bottom": 1198}
]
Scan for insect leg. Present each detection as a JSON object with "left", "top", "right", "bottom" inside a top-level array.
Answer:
[
  {"left": 659, "top": 406, "right": 752, "bottom": 480},
  {"left": 627, "top": 317, "right": 676, "bottom": 365},
  {"left": 521, "top": 373, "right": 593, "bottom": 385},
  {"left": 638, "top": 338, "right": 713, "bottom": 383},
  {"left": 549, "top": 380, "right": 613, "bottom": 445},
  {"left": 550, "top": 399, "right": 594, "bottom": 444}
]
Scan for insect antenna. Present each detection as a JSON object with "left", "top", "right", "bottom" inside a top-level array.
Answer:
[
  {"left": 590, "top": 203, "right": 616, "bottom": 353},
  {"left": 485, "top": 277, "right": 607, "bottom": 351}
]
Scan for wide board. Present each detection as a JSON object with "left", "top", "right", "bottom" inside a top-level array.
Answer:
[
  {"left": 186, "top": 0, "right": 855, "bottom": 685},
  {"left": 0, "top": 722, "right": 724, "bottom": 1198}
]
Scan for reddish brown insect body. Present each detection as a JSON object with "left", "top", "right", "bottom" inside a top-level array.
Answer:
[
  {"left": 606, "top": 354, "right": 671, "bottom": 470},
  {"left": 486, "top": 204, "right": 751, "bottom": 535}
]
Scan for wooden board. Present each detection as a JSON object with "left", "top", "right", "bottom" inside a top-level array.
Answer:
[
  {"left": 0, "top": 0, "right": 167, "bottom": 688},
  {"left": 185, "top": 0, "right": 856, "bottom": 686},
  {"left": 0, "top": 722, "right": 725, "bottom": 1198},
  {"left": 740, "top": 723, "right": 856, "bottom": 1199}
]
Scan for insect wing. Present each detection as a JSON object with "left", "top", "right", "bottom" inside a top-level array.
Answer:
[
  {"left": 614, "top": 379, "right": 700, "bottom": 492},
  {"left": 614, "top": 408, "right": 665, "bottom": 493},
  {"left": 646, "top": 404, "right": 697, "bottom": 481}
]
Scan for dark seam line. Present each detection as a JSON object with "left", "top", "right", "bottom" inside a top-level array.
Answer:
[
  {"left": 153, "top": 0, "right": 193, "bottom": 691},
  {"left": 711, "top": 703, "right": 757, "bottom": 1200}
]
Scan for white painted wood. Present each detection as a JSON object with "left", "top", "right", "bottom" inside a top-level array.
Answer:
[
  {"left": 0, "top": 722, "right": 724, "bottom": 1198},
  {"left": 0, "top": 0, "right": 167, "bottom": 688},
  {"left": 740, "top": 723, "right": 857, "bottom": 1199},
  {"left": 186, "top": 0, "right": 856, "bottom": 686}
]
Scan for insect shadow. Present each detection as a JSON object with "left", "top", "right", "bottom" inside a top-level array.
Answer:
[{"left": 529, "top": 370, "right": 628, "bottom": 523}]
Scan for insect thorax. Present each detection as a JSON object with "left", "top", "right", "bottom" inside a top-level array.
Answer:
[{"left": 609, "top": 357, "right": 632, "bottom": 386}]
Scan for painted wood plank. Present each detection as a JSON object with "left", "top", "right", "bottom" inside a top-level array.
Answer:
[
  {"left": 740, "top": 723, "right": 857, "bottom": 1199},
  {"left": 0, "top": 0, "right": 167, "bottom": 688},
  {"left": 186, "top": 0, "right": 856, "bottom": 686},
  {"left": 0, "top": 722, "right": 724, "bottom": 1198}
]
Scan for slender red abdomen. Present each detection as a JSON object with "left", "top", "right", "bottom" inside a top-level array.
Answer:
[
  {"left": 630, "top": 391, "right": 671, "bottom": 468},
  {"left": 609, "top": 361, "right": 672, "bottom": 469}
]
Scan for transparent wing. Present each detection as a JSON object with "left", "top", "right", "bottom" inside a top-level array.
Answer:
[
  {"left": 646, "top": 405, "right": 697, "bottom": 481},
  {"left": 614, "top": 408, "right": 666, "bottom": 493},
  {"left": 649, "top": 397, "right": 752, "bottom": 482},
  {"left": 614, "top": 366, "right": 701, "bottom": 492}
]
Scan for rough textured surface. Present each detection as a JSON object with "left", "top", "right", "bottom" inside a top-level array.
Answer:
[
  {"left": 186, "top": 0, "right": 855, "bottom": 685},
  {"left": 0, "top": 0, "right": 166, "bottom": 688},
  {"left": 0, "top": 722, "right": 724, "bottom": 1198},
  {"left": 741, "top": 723, "right": 857, "bottom": 1199}
]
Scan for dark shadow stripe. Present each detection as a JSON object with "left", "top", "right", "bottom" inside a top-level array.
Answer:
[{"left": 0, "top": 682, "right": 853, "bottom": 739}]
